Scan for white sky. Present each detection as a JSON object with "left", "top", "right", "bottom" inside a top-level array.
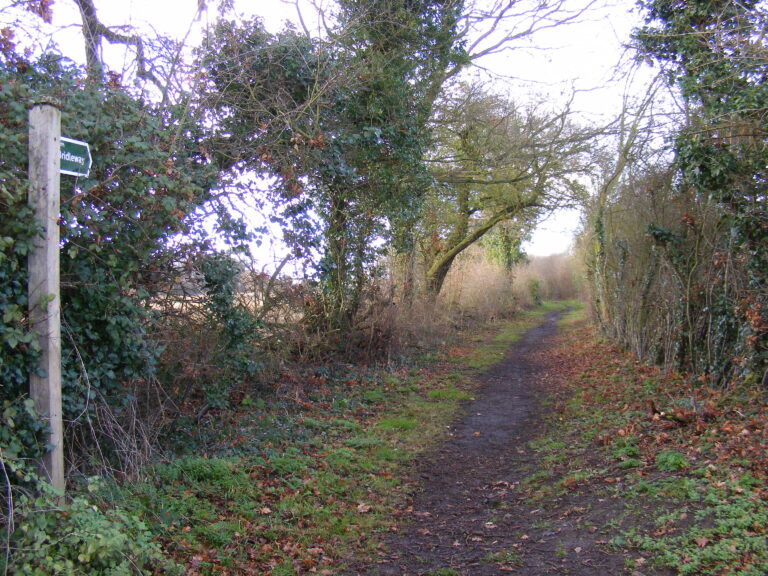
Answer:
[
  {"left": 482, "top": 2, "right": 645, "bottom": 256},
  {"left": 14, "top": 0, "right": 649, "bottom": 258}
]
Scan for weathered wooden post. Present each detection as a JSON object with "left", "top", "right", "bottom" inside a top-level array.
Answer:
[{"left": 28, "top": 100, "right": 65, "bottom": 493}]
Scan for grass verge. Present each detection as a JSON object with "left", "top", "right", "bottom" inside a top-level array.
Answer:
[
  {"left": 462, "top": 300, "right": 581, "bottom": 371},
  {"left": 83, "top": 302, "right": 572, "bottom": 575},
  {"left": 519, "top": 321, "right": 768, "bottom": 576}
]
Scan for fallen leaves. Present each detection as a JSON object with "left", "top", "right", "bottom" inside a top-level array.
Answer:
[
  {"left": 694, "top": 537, "right": 710, "bottom": 547},
  {"left": 563, "top": 476, "right": 579, "bottom": 489},
  {"left": 146, "top": 316, "right": 768, "bottom": 576},
  {"left": 540, "top": 323, "right": 768, "bottom": 574}
]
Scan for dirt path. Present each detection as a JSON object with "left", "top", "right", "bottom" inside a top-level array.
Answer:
[{"left": 345, "top": 311, "right": 641, "bottom": 575}]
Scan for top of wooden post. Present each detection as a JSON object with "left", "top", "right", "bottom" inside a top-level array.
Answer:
[{"left": 30, "top": 96, "right": 62, "bottom": 110}]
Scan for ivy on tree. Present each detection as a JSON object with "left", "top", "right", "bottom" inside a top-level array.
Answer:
[{"left": 200, "top": 0, "right": 467, "bottom": 334}]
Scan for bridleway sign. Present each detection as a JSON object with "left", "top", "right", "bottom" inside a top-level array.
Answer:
[{"left": 60, "top": 137, "right": 92, "bottom": 177}]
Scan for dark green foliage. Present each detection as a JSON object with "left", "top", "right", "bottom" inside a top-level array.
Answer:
[
  {"left": 198, "top": 252, "right": 262, "bottom": 406},
  {"left": 0, "top": 56, "right": 48, "bottom": 465},
  {"left": 0, "top": 399, "right": 44, "bottom": 485},
  {"left": 200, "top": 1, "right": 466, "bottom": 335},
  {"left": 0, "top": 52, "right": 238, "bottom": 474},
  {"left": 1, "top": 484, "right": 172, "bottom": 576},
  {"left": 0, "top": 44, "right": 264, "bottom": 575}
]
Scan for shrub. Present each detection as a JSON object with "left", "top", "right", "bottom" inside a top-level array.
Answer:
[{"left": 2, "top": 486, "right": 175, "bottom": 575}]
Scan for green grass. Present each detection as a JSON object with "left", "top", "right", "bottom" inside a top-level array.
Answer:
[
  {"left": 376, "top": 416, "right": 418, "bottom": 431},
  {"left": 464, "top": 301, "right": 580, "bottom": 371},
  {"left": 428, "top": 385, "right": 473, "bottom": 401},
  {"left": 102, "top": 365, "right": 479, "bottom": 571},
  {"left": 362, "top": 388, "right": 386, "bottom": 403},
  {"left": 555, "top": 300, "right": 585, "bottom": 326},
  {"left": 655, "top": 450, "right": 689, "bottom": 472},
  {"left": 83, "top": 301, "right": 594, "bottom": 573}
]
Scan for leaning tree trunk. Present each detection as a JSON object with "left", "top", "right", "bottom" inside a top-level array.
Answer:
[{"left": 424, "top": 204, "right": 525, "bottom": 298}]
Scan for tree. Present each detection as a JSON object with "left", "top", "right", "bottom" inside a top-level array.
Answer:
[
  {"left": 386, "top": 0, "right": 602, "bottom": 300},
  {"left": 583, "top": 74, "right": 664, "bottom": 330},
  {"left": 420, "top": 83, "right": 590, "bottom": 296},
  {"left": 200, "top": 0, "right": 467, "bottom": 334},
  {"left": 200, "top": 0, "right": 609, "bottom": 331},
  {"left": 63, "top": 0, "right": 204, "bottom": 105}
]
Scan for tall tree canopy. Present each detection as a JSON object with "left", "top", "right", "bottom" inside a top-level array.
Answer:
[{"left": 199, "top": 0, "right": 468, "bottom": 333}]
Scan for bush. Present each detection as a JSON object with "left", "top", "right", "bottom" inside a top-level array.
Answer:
[{"left": 2, "top": 485, "right": 175, "bottom": 576}]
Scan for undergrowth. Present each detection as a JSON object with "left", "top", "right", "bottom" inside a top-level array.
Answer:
[{"left": 39, "top": 302, "right": 568, "bottom": 575}]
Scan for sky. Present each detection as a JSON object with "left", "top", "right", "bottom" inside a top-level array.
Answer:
[
  {"left": 11, "top": 0, "right": 649, "bottom": 258},
  {"left": 478, "top": 2, "right": 646, "bottom": 256}
]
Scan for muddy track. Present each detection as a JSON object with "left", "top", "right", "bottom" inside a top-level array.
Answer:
[{"left": 344, "top": 310, "right": 648, "bottom": 576}]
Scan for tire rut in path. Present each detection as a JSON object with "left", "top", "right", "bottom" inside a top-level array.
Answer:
[{"left": 345, "top": 310, "right": 623, "bottom": 575}]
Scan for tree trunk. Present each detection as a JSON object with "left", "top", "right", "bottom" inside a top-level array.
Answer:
[
  {"left": 424, "top": 202, "right": 533, "bottom": 298},
  {"left": 425, "top": 255, "right": 455, "bottom": 298},
  {"left": 74, "top": 0, "right": 104, "bottom": 79},
  {"left": 324, "top": 193, "right": 349, "bottom": 332}
]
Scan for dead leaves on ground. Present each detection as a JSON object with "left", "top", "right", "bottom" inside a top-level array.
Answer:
[
  {"left": 155, "top": 353, "right": 479, "bottom": 575},
  {"left": 535, "top": 323, "right": 768, "bottom": 574},
  {"left": 548, "top": 325, "right": 767, "bottom": 486}
]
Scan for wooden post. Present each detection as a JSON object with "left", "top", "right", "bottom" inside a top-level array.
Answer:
[{"left": 28, "top": 100, "right": 65, "bottom": 493}]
